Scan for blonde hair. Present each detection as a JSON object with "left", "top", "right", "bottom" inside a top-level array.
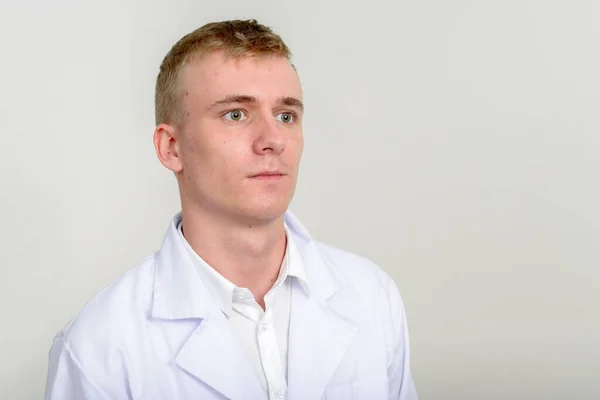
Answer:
[{"left": 155, "top": 19, "right": 292, "bottom": 126}]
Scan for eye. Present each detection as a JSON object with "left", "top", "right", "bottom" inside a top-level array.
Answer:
[
  {"left": 275, "top": 112, "right": 294, "bottom": 124},
  {"left": 223, "top": 110, "right": 246, "bottom": 121}
]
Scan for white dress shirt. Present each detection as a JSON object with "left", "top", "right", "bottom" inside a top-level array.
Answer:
[{"left": 177, "top": 221, "right": 309, "bottom": 400}]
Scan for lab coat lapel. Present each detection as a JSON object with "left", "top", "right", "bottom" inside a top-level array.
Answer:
[
  {"left": 284, "top": 212, "right": 362, "bottom": 400},
  {"left": 175, "top": 314, "right": 263, "bottom": 400},
  {"left": 152, "top": 214, "right": 263, "bottom": 400},
  {"left": 287, "top": 281, "right": 360, "bottom": 400}
]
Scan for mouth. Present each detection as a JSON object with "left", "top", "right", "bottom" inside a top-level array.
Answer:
[{"left": 249, "top": 171, "right": 286, "bottom": 180}]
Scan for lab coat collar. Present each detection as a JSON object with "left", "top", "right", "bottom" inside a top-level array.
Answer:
[
  {"left": 175, "top": 217, "right": 310, "bottom": 318},
  {"left": 151, "top": 213, "right": 215, "bottom": 320},
  {"left": 284, "top": 211, "right": 344, "bottom": 301},
  {"left": 151, "top": 211, "right": 362, "bottom": 400},
  {"left": 153, "top": 211, "right": 339, "bottom": 320}
]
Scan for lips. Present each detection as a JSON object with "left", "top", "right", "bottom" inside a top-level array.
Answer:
[
  {"left": 250, "top": 171, "right": 285, "bottom": 178},
  {"left": 249, "top": 171, "right": 286, "bottom": 180}
]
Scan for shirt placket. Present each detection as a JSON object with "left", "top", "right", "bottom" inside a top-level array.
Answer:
[{"left": 258, "top": 291, "right": 287, "bottom": 400}]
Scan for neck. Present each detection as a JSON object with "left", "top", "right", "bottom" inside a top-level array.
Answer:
[{"left": 180, "top": 204, "right": 287, "bottom": 307}]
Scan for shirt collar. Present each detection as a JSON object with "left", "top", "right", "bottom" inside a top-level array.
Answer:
[
  {"left": 176, "top": 220, "right": 310, "bottom": 316},
  {"left": 284, "top": 223, "right": 310, "bottom": 295}
]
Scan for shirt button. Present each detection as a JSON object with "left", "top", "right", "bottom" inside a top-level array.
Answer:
[
  {"left": 260, "top": 322, "right": 268, "bottom": 332},
  {"left": 274, "top": 388, "right": 285, "bottom": 399}
]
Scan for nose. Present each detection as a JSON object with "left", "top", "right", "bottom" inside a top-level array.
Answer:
[{"left": 253, "top": 114, "right": 285, "bottom": 155}]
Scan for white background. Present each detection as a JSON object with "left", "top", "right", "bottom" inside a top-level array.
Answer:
[{"left": 1, "top": 1, "right": 599, "bottom": 399}]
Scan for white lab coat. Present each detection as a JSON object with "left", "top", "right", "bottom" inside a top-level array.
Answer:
[{"left": 45, "top": 211, "right": 418, "bottom": 400}]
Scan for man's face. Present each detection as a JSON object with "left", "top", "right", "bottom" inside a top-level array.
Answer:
[{"left": 176, "top": 51, "right": 304, "bottom": 224}]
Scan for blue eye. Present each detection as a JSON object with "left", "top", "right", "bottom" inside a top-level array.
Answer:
[
  {"left": 224, "top": 110, "right": 246, "bottom": 121},
  {"left": 276, "top": 112, "right": 294, "bottom": 124}
]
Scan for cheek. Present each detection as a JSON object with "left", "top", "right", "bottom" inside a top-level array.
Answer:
[
  {"left": 179, "top": 133, "right": 216, "bottom": 178},
  {"left": 287, "top": 134, "right": 304, "bottom": 163},
  {"left": 183, "top": 135, "right": 251, "bottom": 182}
]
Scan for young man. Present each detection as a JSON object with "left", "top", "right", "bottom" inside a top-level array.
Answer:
[{"left": 45, "top": 19, "right": 418, "bottom": 400}]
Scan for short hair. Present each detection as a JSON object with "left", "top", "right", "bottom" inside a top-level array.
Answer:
[{"left": 155, "top": 19, "right": 292, "bottom": 126}]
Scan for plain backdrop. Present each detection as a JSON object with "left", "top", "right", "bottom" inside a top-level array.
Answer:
[{"left": 1, "top": 1, "right": 598, "bottom": 399}]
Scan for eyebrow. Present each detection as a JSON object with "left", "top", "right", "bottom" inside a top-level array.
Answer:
[
  {"left": 206, "top": 94, "right": 304, "bottom": 111},
  {"left": 279, "top": 96, "right": 304, "bottom": 111}
]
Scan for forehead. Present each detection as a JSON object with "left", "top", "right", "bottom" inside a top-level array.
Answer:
[{"left": 181, "top": 51, "right": 302, "bottom": 105}]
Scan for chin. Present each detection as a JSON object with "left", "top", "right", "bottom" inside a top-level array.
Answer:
[{"left": 238, "top": 200, "right": 289, "bottom": 224}]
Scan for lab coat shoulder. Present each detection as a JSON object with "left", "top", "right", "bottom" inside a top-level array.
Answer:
[
  {"left": 314, "top": 239, "right": 404, "bottom": 308},
  {"left": 45, "top": 253, "right": 158, "bottom": 399},
  {"left": 314, "top": 240, "right": 387, "bottom": 275},
  {"left": 313, "top": 240, "right": 403, "bottom": 345}
]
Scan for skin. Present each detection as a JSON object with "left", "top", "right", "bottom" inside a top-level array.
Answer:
[{"left": 153, "top": 50, "right": 304, "bottom": 308}]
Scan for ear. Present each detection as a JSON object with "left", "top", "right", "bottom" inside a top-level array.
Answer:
[{"left": 153, "top": 123, "right": 183, "bottom": 173}]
